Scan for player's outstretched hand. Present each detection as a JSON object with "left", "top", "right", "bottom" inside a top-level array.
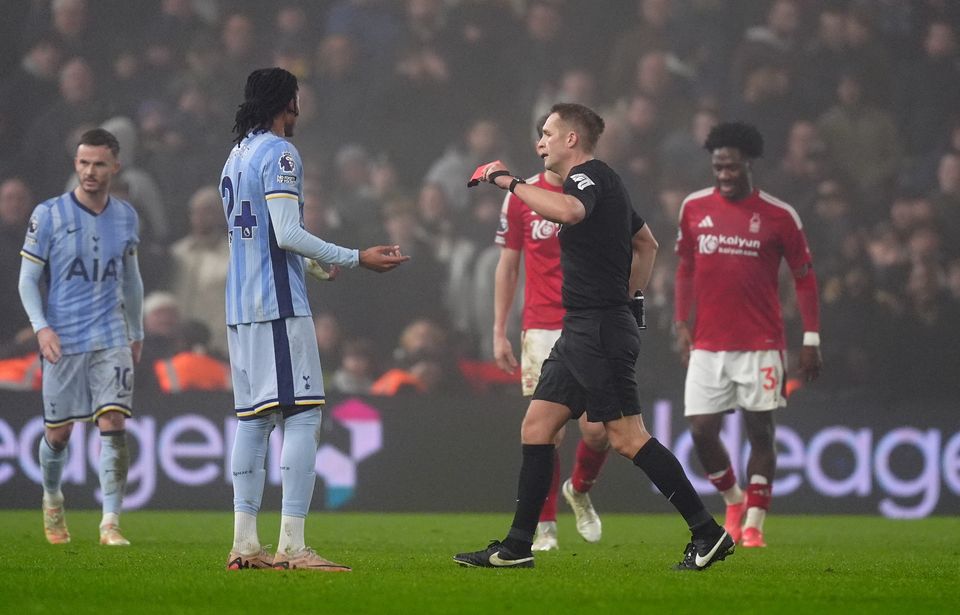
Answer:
[
  {"left": 493, "top": 334, "right": 519, "bottom": 374},
  {"left": 799, "top": 345, "right": 822, "bottom": 382},
  {"left": 359, "top": 245, "right": 411, "bottom": 272}
]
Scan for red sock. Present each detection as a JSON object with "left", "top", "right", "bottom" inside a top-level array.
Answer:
[
  {"left": 708, "top": 466, "right": 738, "bottom": 492},
  {"left": 571, "top": 440, "right": 608, "bottom": 493},
  {"left": 745, "top": 481, "right": 772, "bottom": 511},
  {"left": 539, "top": 450, "right": 560, "bottom": 522}
]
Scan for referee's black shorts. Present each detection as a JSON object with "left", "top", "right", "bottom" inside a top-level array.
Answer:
[{"left": 532, "top": 305, "right": 642, "bottom": 423}]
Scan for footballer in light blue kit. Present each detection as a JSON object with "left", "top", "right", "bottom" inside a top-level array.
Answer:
[
  {"left": 221, "top": 68, "right": 407, "bottom": 572},
  {"left": 18, "top": 128, "right": 144, "bottom": 547}
]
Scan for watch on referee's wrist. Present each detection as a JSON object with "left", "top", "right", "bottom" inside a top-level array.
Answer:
[{"left": 508, "top": 176, "right": 525, "bottom": 193}]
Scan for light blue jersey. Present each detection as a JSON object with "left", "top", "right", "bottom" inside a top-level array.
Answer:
[
  {"left": 20, "top": 193, "right": 140, "bottom": 355},
  {"left": 220, "top": 132, "right": 312, "bottom": 324}
]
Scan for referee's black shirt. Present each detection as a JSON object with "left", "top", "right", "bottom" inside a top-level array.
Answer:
[{"left": 559, "top": 159, "right": 646, "bottom": 310}]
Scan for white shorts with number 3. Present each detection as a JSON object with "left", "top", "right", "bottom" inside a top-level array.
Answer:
[
  {"left": 520, "top": 328, "right": 562, "bottom": 397},
  {"left": 683, "top": 349, "right": 786, "bottom": 416}
]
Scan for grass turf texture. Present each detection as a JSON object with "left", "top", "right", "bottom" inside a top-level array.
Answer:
[{"left": 2, "top": 511, "right": 957, "bottom": 614}]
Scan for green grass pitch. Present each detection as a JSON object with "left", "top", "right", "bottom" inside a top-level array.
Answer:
[{"left": 2, "top": 511, "right": 957, "bottom": 614}]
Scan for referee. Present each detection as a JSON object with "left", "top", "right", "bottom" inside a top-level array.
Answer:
[{"left": 454, "top": 103, "right": 734, "bottom": 571}]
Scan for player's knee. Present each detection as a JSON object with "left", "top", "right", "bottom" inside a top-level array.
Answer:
[
  {"left": 605, "top": 430, "right": 645, "bottom": 459},
  {"left": 97, "top": 411, "right": 126, "bottom": 432},
  {"left": 580, "top": 421, "right": 608, "bottom": 450},
  {"left": 520, "top": 416, "right": 556, "bottom": 445},
  {"left": 688, "top": 418, "right": 720, "bottom": 444},
  {"left": 45, "top": 422, "right": 72, "bottom": 447}
]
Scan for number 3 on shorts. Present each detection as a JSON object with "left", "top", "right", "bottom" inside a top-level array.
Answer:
[{"left": 760, "top": 366, "right": 777, "bottom": 391}]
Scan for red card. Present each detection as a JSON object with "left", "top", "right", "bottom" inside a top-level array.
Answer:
[{"left": 467, "top": 160, "right": 502, "bottom": 187}]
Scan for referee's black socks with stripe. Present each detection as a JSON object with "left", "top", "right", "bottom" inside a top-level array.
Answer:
[
  {"left": 503, "top": 443, "right": 555, "bottom": 556},
  {"left": 633, "top": 438, "right": 718, "bottom": 538}
]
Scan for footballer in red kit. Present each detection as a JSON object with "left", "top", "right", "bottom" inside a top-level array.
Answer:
[
  {"left": 496, "top": 172, "right": 565, "bottom": 333},
  {"left": 675, "top": 122, "right": 822, "bottom": 548},
  {"left": 492, "top": 120, "right": 610, "bottom": 552}
]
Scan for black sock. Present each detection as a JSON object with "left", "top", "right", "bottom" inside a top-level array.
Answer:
[
  {"left": 503, "top": 443, "right": 555, "bottom": 555},
  {"left": 632, "top": 438, "right": 716, "bottom": 535}
]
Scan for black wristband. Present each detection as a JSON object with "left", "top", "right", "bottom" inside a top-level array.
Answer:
[
  {"left": 487, "top": 170, "right": 511, "bottom": 186},
  {"left": 509, "top": 176, "right": 525, "bottom": 193}
]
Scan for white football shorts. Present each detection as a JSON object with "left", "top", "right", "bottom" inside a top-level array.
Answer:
[
  {"left": 42, "top": 346, "right": 134, "bottom": 427},
  {"left": 227, "top": 316, "right": 325, "bottom": 418},
  {"left": 520, "top": 328, "right": 561, "bottom": 397},
  {"left": 684, "top": 349, "right": 786, "bottom": 416}
]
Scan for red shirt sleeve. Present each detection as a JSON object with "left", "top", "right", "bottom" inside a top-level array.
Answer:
[
  {"left": 781, "top": 214, "right": 813, "bottom": 271},
  {"left": 782, "top": 214, "right": 820, "bottom": 333}
]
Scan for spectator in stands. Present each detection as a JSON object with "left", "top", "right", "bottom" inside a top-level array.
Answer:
[
  {"left": 371, "top": 318, "right": 457, "bottom": 395},
  {"left": 314, "top": 312, "right": 343, "bottom": 376},
  {"left": 136, "top": 292, "right": 182, "bottom": 395},
  {"left": 930, "top": 151, "right": 960, "bottom": 254},
  {"left": 169, "top": 185, "right": 229, "bottom": 356},
  {"left": 24, "top": 57, "right": 104, "bottom": 197},
  {"left": 153, "top": 320, "right": 230, "bottom": 393},
  {"left": 0, "top": 178, "right": 34, "bottom": 347},
  {"left": 415, "top": 181, "right": 477, "bottom": 337},
  {"left": 329, "top": 338, "right": 377, "bottom": 396},
  {"left": 881, "top": 261, "right": 960, "bottom": 399},
  {"left": 629, "top": 50, "right": 693, "bottom": 134},
  {"left": 660, "top": 106, "right": 718, "bottom": 190},
  {"left": 330, "top": 144, "right": 379, "bottom": 245},
  {"left": 219, "top": 13, "right": 260, "bottom": 87},
  {"left": 817, "top": 71, "right": 900, "bottom": 204},
  {"left": 800, "top": 5, "right": 849, "bottom": 117},
  {"left": 728, "top": 61, "right": 796, "bottom": 163},
  {"left": 445, "top": 2, "right": 514, "bottom": 120},
  {"left": 765, "top": 120, "right": 829, "bottom": 215},
  {"left": 605, "top": 0, "right": 675, "bottom": 102},
  {"left": 946, "top": 257, "right": 960, "bottom": 305},
  {"left": 842, "top": 6, "right": 890, "bottom": 104},
  {"left": 896, "top": 20, "right": 960, "bottom": 157},
  {"left": 615, "top": 94, "right": 664, "bottom": 206},
  {"left": 324, "top": 0, "right": 402, "bottom": 84},
  {"left": 531, "top": 67, "right": 599, "bottom": 135},
  {"left": 425, "top": 118, "right": 508, "bottom": 212},
  {"left": 0, "top": 37, "right": 62, "bottom": 148},
  {"left": 310, "top": 34, "right": 373, "bottom": 157},
  {"left": 729, "top": 0, "right": 801, "bottom": 101},
  {"left": 423, "top": 118, "right": 507, "bottom": 214},
  {"left": 45, "top": 0, "right": 103, "bottom": 65},
  {"left": 511, "top": 1, "right": 574, "bottom": 132}
]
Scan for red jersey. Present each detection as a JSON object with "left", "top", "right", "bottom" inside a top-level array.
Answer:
[
  {"left": 495, "top": 172, "right": 565, "bottom": 330},
  {"left": 675, "top": 188, "right": 813, "bottom": 351}
]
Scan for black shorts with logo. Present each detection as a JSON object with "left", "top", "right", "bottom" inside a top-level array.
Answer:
[{"left": 532, "top": 305, "right": 642, "bottom": 422}]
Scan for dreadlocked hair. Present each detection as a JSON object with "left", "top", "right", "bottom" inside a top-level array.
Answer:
[
  {"left": 704, "top": 121, "right": 764, "bottom": 159},
  {"left": 232, "top": 67, "right": 299, "bottom": 145}
]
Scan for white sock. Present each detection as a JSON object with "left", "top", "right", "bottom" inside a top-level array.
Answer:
[
  {"left": 100, "top": 511, "right": 120, "bottom": 529},
  {"left": 277, "top": 515, "right": 305, "bottom": 555},
  {"left": 232, "top": 511, "right": 260, "bottom": 554},
  {"left": 43, "top": 490, "right": 64, "bottom": 509},
  {"left": 707, "top": 469, "right": 745, "bottom": 506},
  {"left": 744, "top": 474, "right": 769, "bottom": 530}
]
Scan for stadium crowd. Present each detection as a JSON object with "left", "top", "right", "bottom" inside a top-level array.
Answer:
[{"left": 1, "top": 0, "right": 959, "bottom": 400}]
